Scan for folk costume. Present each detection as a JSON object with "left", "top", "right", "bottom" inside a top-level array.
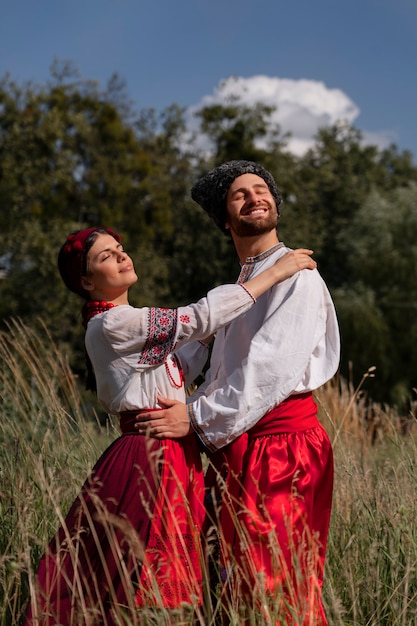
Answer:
[
  {"left": 26, "top": 230, "right": 258, "bottom": 626},
  {"left": 189, "top": 243, "right": 340, "bottom": 624}
]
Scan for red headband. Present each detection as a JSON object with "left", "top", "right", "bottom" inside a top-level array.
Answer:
[{"left": 58, "top": 227, "right": 121, "bottom": 297}]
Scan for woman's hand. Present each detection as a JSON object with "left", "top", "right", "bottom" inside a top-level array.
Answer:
[
  {"left": 135, "top": 396, "right": 191, "bottom": 439},
  {"left": 274, "top": 248, "right": 317, "bottom": 281},
  {"left": 243, "top": 248, "right": 316, "bottom": 299}
]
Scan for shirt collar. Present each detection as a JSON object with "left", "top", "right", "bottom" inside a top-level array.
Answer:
[{"left": 243, "top": 242, "right": 285, "bottom": 265}]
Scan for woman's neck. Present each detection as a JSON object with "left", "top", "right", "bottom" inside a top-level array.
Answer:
[{"left": 89, "top": 291, "right": 129, "bottom": 307}]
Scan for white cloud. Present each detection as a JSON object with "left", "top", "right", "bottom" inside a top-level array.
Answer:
[
  {"left": 186, "top": 75, "right": 394, "bottom": 157},
  {"left": 361, "top": 129, "right": 398, "bottom": 151}
]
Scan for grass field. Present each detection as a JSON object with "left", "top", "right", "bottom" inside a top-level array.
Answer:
[{"left": 1, "top": 320, "right": 416, "bottom": 625}]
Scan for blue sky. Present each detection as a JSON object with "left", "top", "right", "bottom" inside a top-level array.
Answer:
[{"left": 1, "top": 0, "right": 416, "bottom": 160}]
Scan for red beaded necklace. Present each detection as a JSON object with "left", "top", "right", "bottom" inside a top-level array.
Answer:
[
  {"left": 82, "top": 300, "right": 115, "bottom": 327},
  {"left": 165, "top": 354, "right": 185, "bottom": 389}
]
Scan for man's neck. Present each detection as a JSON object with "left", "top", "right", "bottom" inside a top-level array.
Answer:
[{"left": 232, "top": 230, "right": 280, "bottom": 264}]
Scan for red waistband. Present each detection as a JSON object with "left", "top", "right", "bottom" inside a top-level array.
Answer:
[
  {"left": 247, "top": 392, "right": 318, "bottom": 439},
  {"left": 119, "top": 409, "right": 160, "bottom": 434}
]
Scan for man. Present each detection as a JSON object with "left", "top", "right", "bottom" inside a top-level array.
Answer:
[{"left": 137, "top": 160, "right": 340, "bottom": 624}]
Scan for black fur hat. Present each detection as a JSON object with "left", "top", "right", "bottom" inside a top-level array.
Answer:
[{"left": 191, "top": 160, "right": 282, "bottom": 234}]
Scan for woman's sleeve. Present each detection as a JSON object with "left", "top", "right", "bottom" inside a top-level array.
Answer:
[
  {"left": 174, "top": 283, "right": 255, "bottom": 348},
  {"left": 101, "top": 284, "right": 254, "bottom": 367}
]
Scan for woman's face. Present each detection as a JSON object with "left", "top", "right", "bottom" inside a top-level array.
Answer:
[{"left": 82, "top": 233, "right": 138, "bottom": 300}]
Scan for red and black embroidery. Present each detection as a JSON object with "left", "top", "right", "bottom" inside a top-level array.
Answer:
[{"left": 139, "top": 308, "right": 178, "bottom": 365}]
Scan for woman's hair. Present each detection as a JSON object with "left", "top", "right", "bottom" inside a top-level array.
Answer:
[
  {"left": 58, "top": 227, "right": 121, "bottom": 299},
  {"left": 58, "top": 227, "right": 121, "bottom": 394}
]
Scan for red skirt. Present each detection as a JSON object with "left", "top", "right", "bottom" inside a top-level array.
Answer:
[
  {"left": 25, "top": 412, "right": 205, "bottom": 625},
  {"left": 207, "top": 393, "right": 333, "bottom": 625}
]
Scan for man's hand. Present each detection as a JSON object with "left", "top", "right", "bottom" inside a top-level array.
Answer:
[{"left": 134, "top": 396, "right": 191, "bottom": 439}]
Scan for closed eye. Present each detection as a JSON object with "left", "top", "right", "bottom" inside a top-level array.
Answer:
[{"left": 99, "top": 247, "right": 126, "bottom": 262}]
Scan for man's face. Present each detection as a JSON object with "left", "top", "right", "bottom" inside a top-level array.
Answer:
[{"left": 225, "top": 173, "right": 278, "bottom": 238}]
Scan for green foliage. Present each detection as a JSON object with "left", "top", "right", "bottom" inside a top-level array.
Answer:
[
  {"left": 196, "top": 99, "right": 285, "bottom": 164},
  {"left": 1, "top": 68, "right": 417, "bottom": 405},
  {"left": 333, "top": 284, "right": 392, "bottom": 394},
  {"left": 293, "top": 123, "right": 417, "bottom": 287},
  {"left": 339, "top": 185, "right": 417, "bottom": 404},
  {"left": 0, "top": 72, "right": 196, "bottom": 370}
]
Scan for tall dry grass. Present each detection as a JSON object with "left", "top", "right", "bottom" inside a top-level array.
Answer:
[
  {"left": 316, "top": 374, "right": 417, "bottom": 625},
  {"left": 0, "top": 321, "right": 416, "bottom": 625},
  {"left": 0, "top": 319, "right": 115, "bottom": 624}
]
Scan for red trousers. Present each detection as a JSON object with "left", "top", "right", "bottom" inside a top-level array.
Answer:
[{"left": 206, "top": 393, "right": 333, "bottom": 625}]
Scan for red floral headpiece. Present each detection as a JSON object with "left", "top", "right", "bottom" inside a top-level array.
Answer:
[{"left": 58, "top": 227, "right": 121, "bottom": 297}]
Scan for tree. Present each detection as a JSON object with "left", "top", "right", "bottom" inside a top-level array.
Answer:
[
  {"left": 196, "top": 100, "right": 284, "bottom": 164},
  {"left": 293, "top": 123, "right": 417, "bottom": 287},
  {"left": 0, "top": 70, "right": 190, "bottom": 371},
  {"left": 336, "top": 184, "right": 417, "bottom": 405}
]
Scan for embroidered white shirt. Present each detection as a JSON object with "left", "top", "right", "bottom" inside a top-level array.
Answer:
[
  {"left": 188, "top": 245, "right": 341, "bottom": 451},
  {"left": 84, "top": 284, "right": 255, "bottom": 414}
]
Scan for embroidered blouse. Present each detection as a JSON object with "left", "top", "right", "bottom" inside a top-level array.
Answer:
[{"left": 84, "top": 284, "right": 255, "bottom": 414}]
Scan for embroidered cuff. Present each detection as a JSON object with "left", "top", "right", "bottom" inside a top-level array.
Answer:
[
  {"left": 239, "top": 283, "right": 256, "bottom": 304},
  {"left": 187, "top": 404, "right": 217, "bottom": 452}
]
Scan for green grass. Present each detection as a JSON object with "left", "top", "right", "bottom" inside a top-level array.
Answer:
[{"left": 1, "top": 321, "right": 416, "bottom": 625}]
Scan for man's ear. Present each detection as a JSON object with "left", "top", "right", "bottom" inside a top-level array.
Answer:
[{"left": 81, "top": 276, "right": 94, "bottom": 292}]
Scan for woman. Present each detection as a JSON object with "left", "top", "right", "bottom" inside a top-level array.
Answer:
[{"left": 25, "top": 227, "right": 316, "bottom": 625}]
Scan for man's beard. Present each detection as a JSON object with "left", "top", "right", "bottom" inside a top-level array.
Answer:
[{"left": 228, "top": 211, "right": 278, "bottom": 238}]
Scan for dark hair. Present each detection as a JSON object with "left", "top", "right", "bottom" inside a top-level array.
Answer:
[
  {"left": 59, "top": 227, "right": 120, "bottom": 394},
  {"left": 82, "top": 229, "right": 111, "bottom": 394},
  {"left": 58, "top": 227, "right": 121, "bottom": 298},
  {"left": 82, "top": 229, "right": 106, "bottom": 275}
]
